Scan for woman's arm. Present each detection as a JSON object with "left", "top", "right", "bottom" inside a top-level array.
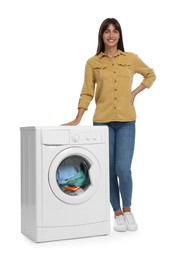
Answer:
[
  {"left": 62, "top": 108, "right": 86, "bottom": 126},
  {"left": 62, "top": 60, "right": 95, "bottom": 126},
  {"left": 131, "top": 83, "right": 147, "bottom": 104}
]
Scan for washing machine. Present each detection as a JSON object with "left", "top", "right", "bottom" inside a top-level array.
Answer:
[{"left": 20, "top": 126, "right": 110, "bottom": 242}]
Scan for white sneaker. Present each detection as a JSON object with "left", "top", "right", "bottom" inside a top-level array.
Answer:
[
  {"left": 123, "top": 212, "right": 138, "bottom": 231},
  {"left": 114, "top": 215, "right": 127, "bottom": 232}
]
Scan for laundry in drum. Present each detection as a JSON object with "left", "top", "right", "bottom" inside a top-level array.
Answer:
[
  {"left": 57, "top": 165, "right": 77, "bottom": 185},
  {"left": 57, "top": 157, "right": 90, "bottom": 195},
  {"left": 64, "top": 186, "right": 81, "bottom": 192}
]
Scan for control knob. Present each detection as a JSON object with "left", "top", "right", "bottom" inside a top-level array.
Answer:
[{"left": 72, "top": 134, "right": 80, "bottom": 143}]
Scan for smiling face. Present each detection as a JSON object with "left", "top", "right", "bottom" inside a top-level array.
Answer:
[{"left": 102, "top": 23, "right": 120, "bottom": 49}]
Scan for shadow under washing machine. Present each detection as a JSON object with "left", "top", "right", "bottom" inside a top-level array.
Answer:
[{"left": 20, "top": 126, "right": 110, "bottom": 242}]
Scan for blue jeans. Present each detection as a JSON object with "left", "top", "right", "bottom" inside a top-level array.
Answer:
[{"left": 93, "top": 121, "right": 135, "bottom": 212}]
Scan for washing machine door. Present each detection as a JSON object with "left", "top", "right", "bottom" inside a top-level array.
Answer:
[{"left": 48, "top": 147, "right": 101, "bottom": 204}]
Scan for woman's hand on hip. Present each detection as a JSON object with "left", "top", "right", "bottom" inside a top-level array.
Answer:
[{"left": 131, "top": 91, "right": 136, "bottom": 105}]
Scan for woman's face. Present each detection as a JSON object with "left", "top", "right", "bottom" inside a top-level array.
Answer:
[{"left": 102, "top": 23, "right": 120, "bottom": 49}]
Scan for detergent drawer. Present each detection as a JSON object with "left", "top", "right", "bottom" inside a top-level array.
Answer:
[{"left": 42, "top": 129, "right": 70, "bottom": 145}]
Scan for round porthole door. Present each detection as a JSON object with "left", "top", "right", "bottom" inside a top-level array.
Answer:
[{"left": 48, "top": 147, "right": 101, "bottom": 204}]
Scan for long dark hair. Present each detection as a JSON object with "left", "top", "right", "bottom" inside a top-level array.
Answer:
[{"left": 96, "top": 18, "right": 125, "bottom": 55}]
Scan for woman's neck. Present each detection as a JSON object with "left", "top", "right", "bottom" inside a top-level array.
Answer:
[{"left": 104, "top": 47, "right": 118, "bottom": 58}]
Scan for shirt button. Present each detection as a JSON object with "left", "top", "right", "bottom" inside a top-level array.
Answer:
[
  {"left": 113, "top": 71, "right": 116, "bottom": 73},
  {"left": 114, "top": 89, "right": 117, "bottom": 91},
  {"left": 114, "top": 107, "right": 116, "bottom": 109}
]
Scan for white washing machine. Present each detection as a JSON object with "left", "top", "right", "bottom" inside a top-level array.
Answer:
[{"left": 20, "top": 126, "right": 110, "bottom": 242}]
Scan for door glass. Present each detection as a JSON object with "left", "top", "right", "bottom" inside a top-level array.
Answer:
[{"left": 56, "top": 155, "right": 91, "bottom": 196}]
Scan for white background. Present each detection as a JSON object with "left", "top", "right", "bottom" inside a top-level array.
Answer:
[{"left": 0, "top": 0, "right": 169, "bottom": 259}]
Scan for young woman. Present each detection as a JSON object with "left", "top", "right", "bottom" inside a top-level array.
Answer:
[{"left": 63, "top": 18, "right": 156, "bottom": 232}]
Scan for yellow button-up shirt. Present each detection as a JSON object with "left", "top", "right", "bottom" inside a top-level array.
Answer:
[{"left": 78, "top": 50, "right": 156, "bottom": 122}]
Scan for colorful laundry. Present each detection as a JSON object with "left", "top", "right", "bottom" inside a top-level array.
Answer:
[
  {"left": 57, "top": 165, "right": 78, "bottom": 185},
  {"left": 57, "top": 159, "right": 90, "bottom": 196}
]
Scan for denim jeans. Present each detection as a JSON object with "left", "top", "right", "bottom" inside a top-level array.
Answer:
[{"left": 93, "top": 121, "right": 135, "bottom": 212}]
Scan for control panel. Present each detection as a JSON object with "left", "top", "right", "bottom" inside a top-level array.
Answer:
[
  {"left": 41, "top": 126, "right": 107, "bottom": 145},
  {"left": 70, "top": 128, "right": 105, "bottom": 144}
]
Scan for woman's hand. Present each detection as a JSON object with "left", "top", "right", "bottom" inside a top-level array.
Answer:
[
  {"left": 131, "top": 91, "right": 136, "bottom": 105},
  {"left": 61, "top": 118, "right": 81, "bottom": 126},
  {"left": 131, "top": 83, "right": 147, "bottom": 105},
  {"left": 61, "top": 108, "right": 85, "bottom": 126}
]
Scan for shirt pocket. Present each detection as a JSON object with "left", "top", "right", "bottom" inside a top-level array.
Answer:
[
  {"left": 117, "top": 63, "right": 133, "bottom": 78},
  {"left": 94, "top": 66, "right": 109, "bottom": 81}
]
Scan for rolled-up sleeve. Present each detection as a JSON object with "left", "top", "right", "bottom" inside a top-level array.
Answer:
[
  {"left": 78, "top": 61, "right": 95, "bottom": 110},
  {"left": 133, "top": 55, "right": 156, "bottom": 88}
]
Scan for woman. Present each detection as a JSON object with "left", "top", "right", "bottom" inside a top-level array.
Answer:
[{"left": 64, "top": 18, "right": 156, "bottom": 232}]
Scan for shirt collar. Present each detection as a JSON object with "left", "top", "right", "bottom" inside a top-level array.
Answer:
[{"left": 98, "top": 49, "right": 126, "bottom": 59}]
